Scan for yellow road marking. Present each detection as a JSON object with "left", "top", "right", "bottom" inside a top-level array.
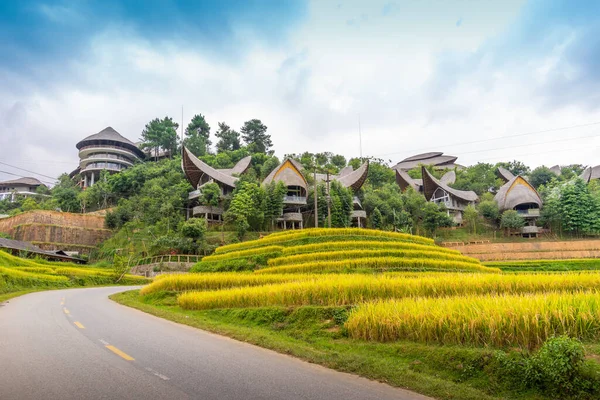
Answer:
[
  {"left": 74, "top": 321, "right": 85, "bottom": 329},
  {"left": 105, "top": 345, "right": 135, "bottom": 361},
  {"left": 63, "top": 308, "right": 70, "bottom": 314}
]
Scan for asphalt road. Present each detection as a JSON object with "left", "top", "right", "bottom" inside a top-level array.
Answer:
[{"left": 0, "top": 287, "right": 431, "bottom": 400}]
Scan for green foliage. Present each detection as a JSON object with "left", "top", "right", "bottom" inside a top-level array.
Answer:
[
  {"left": 225, "top": 180, "right": 265, "bottom": 239},
  {"left": 500, "top": 210, "right": 525, "bottom": 230},
  {"left": 454, "top": 163, "right": 502, "bottom": 195},
  {"left": 140, "top": 116, "right": 179, "bottom": 158},
  {"left": 184, "top": 114, "right": 211, "bottom": 156},
  {"left": 496, "top": 160, "right": 531, "bottom": 176},
  {"left": 264, "top": 182, "right": 287, "bottom": 230},
  {"left": 200, "top": 182, "right": 221, "bottom": 207},
  {"left": 529, "top": 166, "right": 556, "bottom": 188},
  {"left": 478, "top": 200, "right": 499, "bottom": 222},
  {"left": 215, "top": 122, "right": 241, "bottom": 152},
  {"left": 371, "top": 207, "right": 383, "bottom": 229},
  {"left": 422, "top": 203, "right": 453, "bottom": 236},
  {"left": 496, "top": 336, "right": 598, "bottom": 397},
  {"left": 181, "top": 218, "right": 208, "bottom": 243},
  {"left": 463, "top": 205, "right": 479, "bottom": 234},
  {"left": 363, "top": 158, "right": 395, "bottom": 187},
  {"left": 21, "top": 197, "right": 39, "bottom": 211},
  {"left": 330, "top": 180, "right": 353, "bottom": 228},
  {"left": 286, "top": 152, "right": 348, "bottom": 174},
  {"left": 241, "top": 119, "right": 273, "bottom": 154}
]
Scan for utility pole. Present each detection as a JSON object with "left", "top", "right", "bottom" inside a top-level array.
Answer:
[
  {"left": 326, "top": 171, "right": 332, "bottom": 228},
  {"left": 314, "top": 169, "right": 318, "bottom": 228}
]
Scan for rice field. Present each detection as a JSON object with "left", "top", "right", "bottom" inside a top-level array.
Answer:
[
  {"left": 345, "top": 291, "right": 600, "bottom": 349},
  {"left": 176, "top": 272, "right": 600, "bottom": 311}
]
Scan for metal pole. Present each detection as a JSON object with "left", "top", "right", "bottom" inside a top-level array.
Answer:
[
  {"left": 326, "top": 171, "right": 331, "bottom": 228},
  {"left": 314, "top": 169, "right": 318, "bottom": 228}
]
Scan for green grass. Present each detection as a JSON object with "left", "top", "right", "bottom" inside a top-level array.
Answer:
[
  {"left": 484, "top": 259, "right": 600, "bottom": 271},
  {"left": 112, "top": 290, "right": 600, "bottom": 400}
]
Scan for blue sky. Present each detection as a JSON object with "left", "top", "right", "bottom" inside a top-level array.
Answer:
[{"left": 2, "top": 0, "right": 600, "bottom": 182}]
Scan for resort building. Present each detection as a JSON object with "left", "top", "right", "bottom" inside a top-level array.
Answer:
[
  {"left": 0, "top": 177, "right": 47, "bottom": 202},
  {"left": 393, "top": 152, "right": 462, "bottom": 171},
  {"left": 495, "top": 168, "right": 543, "bottom": 237},
  {"left": 182, "top": 146, "right": 251, "bottom": 222},
  {"left": 71, "top": 127, "right": 145, "bottom": 188},
  {"left": 396, "top": 167, "right": 478, "bottom": 224},
  {"left": 580, "top": 166, "right": 600, "bottom": 183},
  {"left": 263, "top": 158, "right": 370, "bottom": 229}
]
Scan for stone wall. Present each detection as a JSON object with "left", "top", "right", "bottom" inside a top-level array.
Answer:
[{"left": 0, "top": 210, "right": 112, "bottom": 255}]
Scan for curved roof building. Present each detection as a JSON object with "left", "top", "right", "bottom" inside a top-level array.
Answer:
[
  {"left": 580, "top": 166, "right": 600, "bottom": 183},
  {"left": 494, "top": 168, "right": 542, "bottom": 237},
  {"left": 421, "top": 167, "right": 478, "bottom": 224},
  {"left": 73, "top": 127, "right": 145, "bottom": 187},
  {"left": 393, "top": 152, "right": 461, "bottom": 171}
]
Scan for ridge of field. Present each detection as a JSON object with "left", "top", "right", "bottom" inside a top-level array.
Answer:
[
  {"left": 176, "top": 272, "right": 600, "bottom": 311},
  {"left": 484, "top": 259, "right": 600, "bottom": 271},
  {"left": 346, "top": 291, "right": 600, "bottom": 349},
  {"left": 0, "top": 250, "right": 148, "bottom": 297}
]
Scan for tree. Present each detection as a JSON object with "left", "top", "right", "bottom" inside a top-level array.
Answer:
[
  {"left": 560, "top": 179, "right": 595, "bottom": 235},
  {"left": 200, "top": 182, "right": 221, "bottom": 208},
  {"left": 496, "top": 160, "right": 531, "bottom": 176},
  {"left": 478, "top": 200, "right": 499, "bottom": 222},
  {"left": 529, "top": 166, "right": 555, "bottom": 188},
  {"left": 500, "top": 210, "right": 525, "bottom": 234},
  {"left": 184, "top": 114, "right": 211, "bottom": 156},
  {"left": 463, "top": 205, "right": 479, "bottom": 234},
  {"left": 371, "top": 207, "right": 383, "bottom": 229},
  {"left": 422, "top": 202, "right": 453, "bottom": 237},
  {"left": 140, "top": 117, "right": 179, "bottom": 158},
  {"left": 181, "top": 218, "right": 207, "bottom": 244},
  {"left": 329, "top": 180, "right": 353, "bottom": 228},
  {"left": 21, "top": 197, "right": 39, "bottom": 211},
  {"left": 51, "top": 173, "right": 81, "bottom": 212},
  {"left": 225, "top": 181, "right": 265, "bottom": 239},
  {"left": 264, "top": 181, "right": 287, "bottom": 230},
  {"left": 241, "top": 119, "right": 273, "bottom": 154},
  {"left": 454, "top": 163, "right": 501, "bottom": 195},
  {"left": 215, "top": 122, "right": 241, "bottom": 152}
]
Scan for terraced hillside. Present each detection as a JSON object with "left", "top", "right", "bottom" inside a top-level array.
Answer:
[{"left": 192, "top": 228, "right": 496, "bottom": 274}]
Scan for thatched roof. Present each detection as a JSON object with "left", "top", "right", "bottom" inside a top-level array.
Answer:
[
  {"left": 497, "top": 167, "right": 516, "bottom": 183},
  {"left": 581, "top": 166, "right": 600, "bottom": 183},
  {"left": 219, "top": 156, "right": 253, "bottom": 176},
  {"left": 263, "top": 158, "right": 307, "bottom": 190},
  {"left": 439, "top": 170, "right": 456, "bottom": 185},
  {"left": 421, "top": 166, "right": 478, "bottom": 203},
  {"left": 393, "top": 152, "right": 459, "bottom": 171},
  {"left": 395, "top": 169, "right": 422, "bottom": 192},
  {"left": 549, "top": 165, "right": 562, "bottom": 176},
  {"left": 0, "top": 177, "right": 45, "bottom": 187},
  {"left": 182, "top": 147, "right": 239, "bottom": 189},
  {"left": 494, "top": 176, "right": 542, "bottom": 211},
  {"left": 77, "top": 126, "right": 145, "bottom": 157}
]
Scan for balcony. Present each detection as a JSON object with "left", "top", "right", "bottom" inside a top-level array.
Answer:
[
  {"left": 353, "top": 196, "right": 362, "bottom": 208},
  {"left": 188, "top": 190, "right": 202, "bottom": 200},
  {"left": 192, "top": 205, "right": 224, "bottom": 216},
  {"left": 283, "top": 195, "right": 307, "bottom": 205},
  {"left": 521, "top": 226, "right": 540, "bottom": 234},
  {"left": 79, "top": 145, "right": 140, "bottom": 160},
  {"left": 351, "top": 210, "right": 367, "bottom": 219},
  {"left": 517, "top": 209, "right": 540, "bottom": 217},
  {"left": 279, "top": 212, "right": 303, "bottom": 222},
  {"left": 81, "top": 163, "right": 123, "bottom": 173}
]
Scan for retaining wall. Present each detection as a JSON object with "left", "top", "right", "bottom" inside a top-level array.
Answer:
[{"left": 447, "top": 240, "right": 600, "bottom": 261}]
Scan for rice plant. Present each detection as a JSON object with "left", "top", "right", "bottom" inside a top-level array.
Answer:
[
  {"left": 176, "top": 272, "right": 600, "bottom": 311},
  {"left": 268, "top": 249, "right": 480, "bottom": 267},
  {"left": 256, "top": 257, "right": 499, "bottom": 274},
  {"left": 345, "top": 291, "right": 600, "bottom": 349},
  {"left": 281, "top": 240, "right": 462, "bottom": 257}
]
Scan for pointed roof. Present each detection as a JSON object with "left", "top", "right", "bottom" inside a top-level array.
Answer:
[
  {"left": 494, "top": 175, "right": 542, "bottom": 211},
  {"left": 549, "top": 165, "right": 562, "bottom": 176},
  {"left": 182, "top": 147, "right": 239, "bottom": 189},
  {"left": 263, "top": 158, "right": 307, "bottom": 190},
  {"left": 336, "top": 161, "right": 369, "bottom": 191},
  {"left": 439, "top": 170, "right": 456, "bottom": 185},
  {"left": 395, "top": 169, "right": 422, "bottom": 192},
  {"left": 421, "top": 166, "right": 478, "bottom": 203},
  {"left": 76, "top": 126, "right": 145, "bottom": 157},
  {"left": 581, "top": 166, "right": 600, "bottom": 183},
  {"left": 219, "top": 156, "right": 253, "bottom": 176},
  {"left": 393, "top": 152, "right": 459, "bottom": 171},
  {"left": 496, "top": 167, "right": 516, "bottom": 183}
]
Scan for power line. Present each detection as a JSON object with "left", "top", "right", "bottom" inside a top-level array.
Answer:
[
  {"left": 373, "top": 120, "right": 600, "bottom": 158},
  {"left": 0, "top": 161, "right": 59, "bottom": 180}
]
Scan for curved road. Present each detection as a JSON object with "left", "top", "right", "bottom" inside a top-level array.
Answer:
[{"left": 0, "top": 287, "right": 430, "bottom": 400}]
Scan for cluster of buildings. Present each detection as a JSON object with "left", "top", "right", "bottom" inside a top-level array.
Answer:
[{"left": 2, "top": 126, "right": 598, "bottom": 237}]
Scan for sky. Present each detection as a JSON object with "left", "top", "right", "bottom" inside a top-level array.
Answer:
[{"left": 2, "top": 0, "right": 600, "bottom": 184}]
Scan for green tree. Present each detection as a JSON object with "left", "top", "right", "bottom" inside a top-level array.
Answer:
[
  {"left": 371, "top": 207, "right": 383, "bottom": 229},
  {"left": 225, "top": 181, "right": 265, "bottom": 239},
  {"left": 264, "top": 181, "right": 287, "bottom": 230},
  {"left": 140, "top": 117, "right": 179, "bottom": 158},
  {"left": 181, "top": 218, "right": 208, "bottom": 244},
  {"left": 454, "top": 163, "right": 501, "bottom": 195},
  {"left": 500, "top": 210, "right": 525, "bottom": 233},
  {"left": 422, "top": 202, "right": 453, "bottom": 237},
  {"left": 51, "top": 173, "right": 81, "bottom": 213},
  {"left": 329, "top": 180, "right": 353, "bottom": 228},
  {"left": 478, "top": 200, "right": 499, "bottom": 222},
  {"left": 21, "top": 197, "right": 39, "bottom": 211},
  {"left": 560, "top": 179, "right": 595, "bottom": 235},
  {"left": 241, "top": 119, "right": 272, "bottom": 154},
  {"left": 496, "top": 160, "right": 531, "bottom": 176},
  {"left": 215, "top": 122, "right": 241, "bottom": 152},
  {"left": 463, "top": 205, "right": 479, "bottom": 234},
  {"left": 529, "top": 166, "right": 555, "bottom": 188},
  {"left": 184, "top": 114, "right": 211, "bottom": 156},
  {"left": 200, "top": 182, "right": 221, "bottom": 208}
]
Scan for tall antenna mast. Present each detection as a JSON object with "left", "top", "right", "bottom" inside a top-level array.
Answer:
[{"left": 358, "top": 114, "right": 363, "bottom": 159}]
